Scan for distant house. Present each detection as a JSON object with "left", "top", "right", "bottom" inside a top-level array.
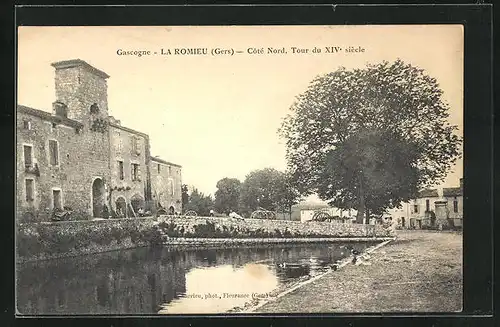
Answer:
[
  {"left": 290, "top": 201, "right": 356, "bottom": 223},
  {"left": 442, "top": 180, "right": 463, "bottom": 227},
  {"left": 408, "top": 189, "right": 440, "bottom": 229},
  {"left": 388, "top": 178, "right": 463, "bottom": 229}
]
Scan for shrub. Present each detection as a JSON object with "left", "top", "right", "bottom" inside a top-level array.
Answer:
[
  {"left": 283, "top": 228, "right": 293, "bottom": 238},
  {"left": 16, "top": 219, "right": 162, "bottom": 261},
  {"left": 193, "top": 221, "right": 218, "bottom": 238},
  {"left": 158, "top": 222, "right": 184, "bottom": 237}
]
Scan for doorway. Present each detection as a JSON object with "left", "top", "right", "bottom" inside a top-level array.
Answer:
[
  {"left": 130, "top": 194, "right": 145, "bottom": 215},
  {"left": 92, "top": 178, "right": 105, "bottom": 217},
  {"left": 115, "top": 197, "right": 127, "bottom": 218},
  {"left": 53, "top": 189, "right": 62, "bottom": 210}
]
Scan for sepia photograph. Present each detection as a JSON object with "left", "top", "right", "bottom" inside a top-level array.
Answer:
[{"left": 16, "top": 25, "right": 464, "bottom": 315}]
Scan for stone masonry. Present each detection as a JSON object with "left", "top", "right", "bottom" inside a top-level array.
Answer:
[
  {"left": 17, "top": 59, "right": 182, "bottom": 221},
  {"left": 150, "top": 156, "right": 182, "bottom": 214}
]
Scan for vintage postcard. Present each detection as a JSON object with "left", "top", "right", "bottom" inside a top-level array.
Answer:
[{"left": 16, "top": 25, "right": 463, "bottom": 315}]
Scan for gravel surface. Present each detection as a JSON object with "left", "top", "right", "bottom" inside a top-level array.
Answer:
[{"left": 252, "top": 230, "right": 463, "bottom": 313}]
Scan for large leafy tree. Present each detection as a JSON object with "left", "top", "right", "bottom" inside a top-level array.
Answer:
[
  {"left": 273, "top": 171, "right": 302, "bottom": 219},
  {"left": 214, "top": 178, "right": 241, "bottom": 215},
  {"left": 280, "top": 59, "right": 461, "bottom": 223},
  {"left": 183, "top": 187, "right": 214, "bottom": 216},
  {"left": 239, "top": 168, "right": 301, "bottom": 217}
]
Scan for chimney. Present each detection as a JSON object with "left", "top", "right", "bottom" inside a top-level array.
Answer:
[
  {"left": 437, "top": 187, "right": 444, "bottom": 199},
  {"left": 52, "top": 101, "right": 68, "bottom": 118}
]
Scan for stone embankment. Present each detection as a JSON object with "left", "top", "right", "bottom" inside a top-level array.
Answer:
[
  {"left": 157, "top": 216, "right": 393, "bottom": 239},
  {"left": 16, "top": 215, "right": 394, "bottom": 263}
]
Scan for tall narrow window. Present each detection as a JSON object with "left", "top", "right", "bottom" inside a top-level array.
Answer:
[
  {"left": 169, "top": 179, "right": 174, "bottom": 196},
  {"left": 157, "top": 164, "right": 161, "bottom": 174},
  {"left": 426, "top": 199, "right": 430, "bottom": 212},
  {"left": 25, "top": 179, "right": 34, "bottom": 201},
  {"left": 49, "top": 140, "right": 59, "bottom": 166},
  {"left": 131, "top": 163, "right": 140, "bottom": 181},
  {"left": 23, "top": 120, "right": 32, "bottom": 130},
  {"left": 118, "top": 161, "right": 124, "bottom": 180},
  {"left": 53, "top": 190, "right": 62, "bottom": 209},
  {"left": 23, "top": 145, "right": 33, "bottom": 168},
  {"left": 453, "top": 197, "right": 458, "bottom": 213},
  {"left": 116, "top": 132, "right": 123, "bottom": 153},
  {"left": 413, "top": 204, "right": 419, "bottom": 214},
  {"left": 131, "top": 136, "right": 141, "bottom": 155},
  {"left": 168, "top": 166, "right": 172, "bottom": 175}
]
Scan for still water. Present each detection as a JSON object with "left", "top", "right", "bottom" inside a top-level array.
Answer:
[{"left": 17, "top": 242, "right": 376, "bottom": 315}]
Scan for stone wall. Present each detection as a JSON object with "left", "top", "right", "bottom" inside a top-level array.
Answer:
[
  {"left": 16, "top": 108, "right": 110, "bottom": 221},
  {"left": 158, "top": 216, "right": 393, "bottom": 238},
  {"left": 150, "top": 159, "right": 182, "bottom": 214},
  {"left": 16, "top": 216, "right": 393, "bottom": 263},
  {"left": 109, "top": 125, "right": 149, "bottom": 214},
  {"left": 16, "top": 218, "right": 159, "bottom": 263}
]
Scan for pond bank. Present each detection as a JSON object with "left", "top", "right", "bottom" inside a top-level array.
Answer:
[
  {"left": 163, "top": 237, "right": 394, "bottom": 248},
  {"left": 17, "top": 216, "right": 394, "bottom": 263},
  {"left": 239, "top": 230, "right": 462, "bottom": 313}
]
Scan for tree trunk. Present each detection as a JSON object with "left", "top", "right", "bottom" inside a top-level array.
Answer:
[
  {"left": 365, "top": 208, "right": 370, "bottom": 225},
  {"left": 356, "top": 173, "right": 365, "bottom": 224}
]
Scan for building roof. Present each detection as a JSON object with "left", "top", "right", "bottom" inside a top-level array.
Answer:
[
  {"left": 151, "top": 156, "right": 182, "bottom": 168},
  {"left": 291, "top": 201, "right": 330, "bottom": 211},
  {"left": 18, "top": 105, "right": 83, "bottom": 130},
  {"left": 108, "top": 121, "right": 148, "bottom": 139},
  {"left": 443, "top": 187, "right": 462, "bottom": 197},
  {"left": 418, "top": 189, "right": 439, "bottom": 198},
  {"left": 51, "top": 59, "right": 110, "bottom": 79}
]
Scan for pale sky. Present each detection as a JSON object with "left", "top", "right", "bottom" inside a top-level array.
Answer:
[{"left": 17, "top": 26, "right": 463, "bottom": 197}]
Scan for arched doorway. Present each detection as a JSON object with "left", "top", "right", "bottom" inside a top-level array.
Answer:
[
  {"left": 169, "top": 206, "right": 175, "bottom": 215},
  {"left": 92, "top": 178, "right": 105, "bottom": 218},
  {"left": 130, "top": 194, "right": 145, "bottom": 216},
  {"left": 115, "top": 197, "right": 127, "bottom": 218}
]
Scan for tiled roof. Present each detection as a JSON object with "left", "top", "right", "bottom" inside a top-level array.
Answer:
[
  {"left": 418, "top": 189, "right": 439, "bottom": 198},
  {"left": 443, "top": 187, "right": 462, "bottom": 197},
  {"left": 292, "top": 202, "right": 330, "bottom": 210},
  {"left": 108, "top": 121, "right": 148, "bottom": 139},
  {"left": 18, "top": 105, "right": 83, "bottom": 129},
  {"left": 151, "top": 156, "right": 182, "bottom": 168}
]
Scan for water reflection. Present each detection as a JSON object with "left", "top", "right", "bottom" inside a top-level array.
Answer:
[{"left": 17, "top": 242, "right": 376, "bottom": 315}]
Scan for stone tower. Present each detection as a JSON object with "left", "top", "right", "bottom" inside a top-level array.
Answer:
[{"left": 51, "top": 59, "right": 110, "bottom": 124}]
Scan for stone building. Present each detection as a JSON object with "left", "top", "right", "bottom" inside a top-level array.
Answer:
[
  {"left": 387, "top": 178, "right": 463, "bottom": 229},
  {"left": 290, "top": 201, "right": 356, "bottom": 223},
  {"left": 150, "top": 156, "right": 183, "bottom": 215},
  {"left": 16, "top": 59, "right": 181, "bottom": 221}
]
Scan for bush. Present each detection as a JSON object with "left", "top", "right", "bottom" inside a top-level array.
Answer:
[
  {"left": 16, "top": 219, "right": 162, "bottom": 261},
  {"left": 158, "top": 222, "right": 184, "bottom": 237},
  {"left": 193, "top": 221, "right": 218, "bottom": 238}
]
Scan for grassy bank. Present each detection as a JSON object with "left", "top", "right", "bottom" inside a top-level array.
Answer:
[{"left": 252, "top": 230, "right": 462, "bottom": 313}]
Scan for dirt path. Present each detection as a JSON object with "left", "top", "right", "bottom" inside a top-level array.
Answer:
[{"left": 255, "top": 230, "right": 463, "bottom": 313}]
